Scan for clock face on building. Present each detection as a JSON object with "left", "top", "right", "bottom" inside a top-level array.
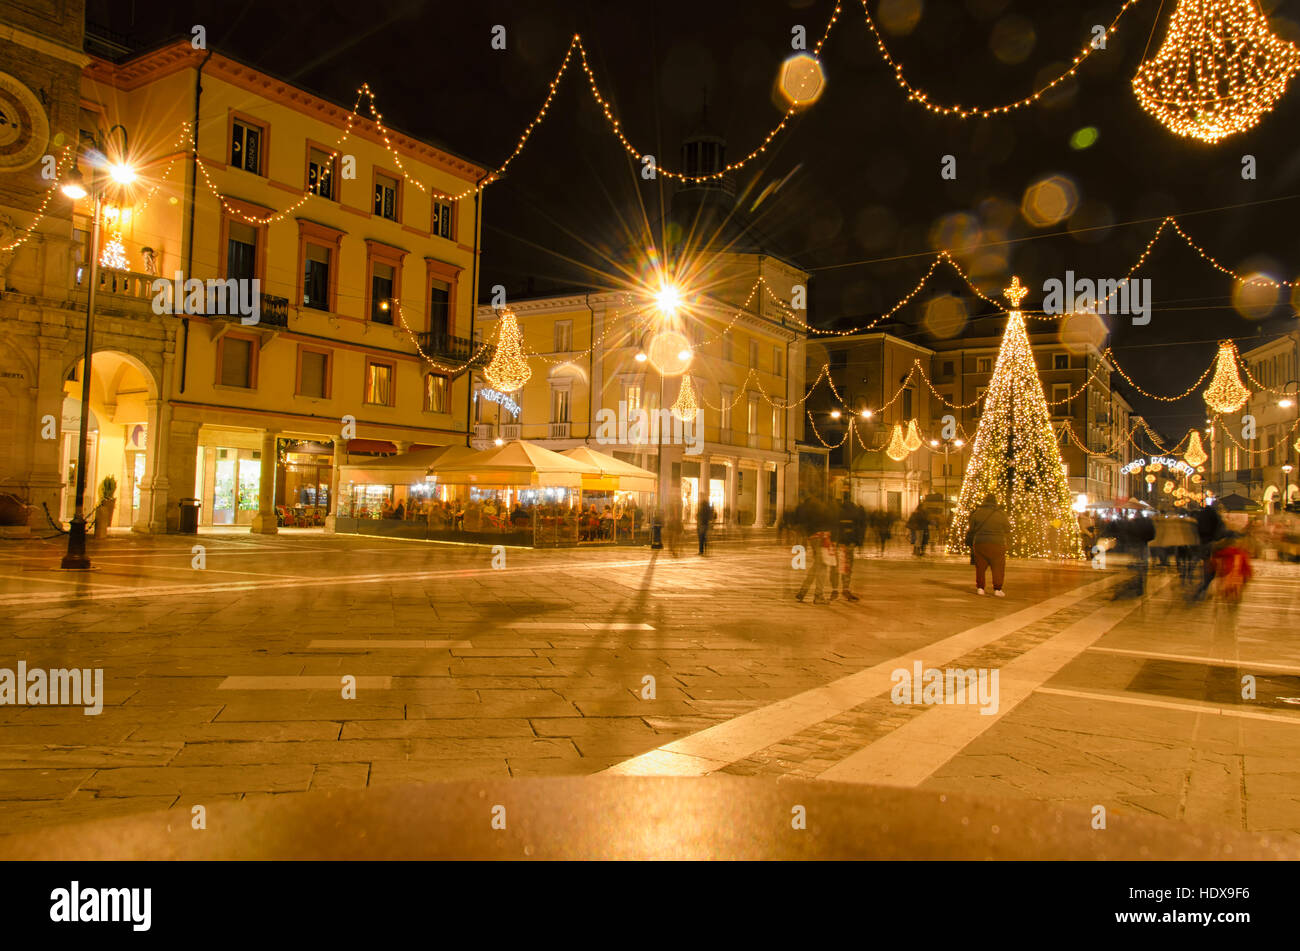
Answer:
[{"left": 0, "top": 71, "right": 50, "bottom": 172}]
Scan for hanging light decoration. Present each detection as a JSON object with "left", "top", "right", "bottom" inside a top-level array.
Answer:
[
  {"left": 1203, "top": 340, "right": 1250, "bottom": 413},
  {"left": 483, "top": 309, "right": 531, "bottom": 393},
  {"left": 1133, "top": 0, "right": 1300, "bottom": 143},
  {"left": 672, "top": 373, "right": 698, "bottom": 422},
  {"left": 886, "top": 424, "right": 909, "bottom": 462},
  {"left": 1184, "top": 430, "right": 1208, "bottom": 468},
  {"left": 903, "top": 419, "right": 923, "bottom": 453}
]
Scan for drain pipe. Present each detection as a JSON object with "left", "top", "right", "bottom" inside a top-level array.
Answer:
[
  {"left": 179, "top": 48, "right": 213, "bottom": 394},
  {"left": 465, "top": 170, "right": 488, "bottom": 447},
  {"left": 585, "top": 291, "right": 595, "bottom": 444}
]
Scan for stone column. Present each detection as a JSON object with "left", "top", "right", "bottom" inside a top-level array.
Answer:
[
  {"left": 23, "top": 337, "right": 69, "bottom": 529},
  {"left": 775, "top": 462, "right": 787, "bottom": 521},
  {"left": 324, "top": 438, "right": 348, "bottom": 534},
  {"left": 725, "top": 458, "right": 737, "bottom": 525},
  {"left": 249, "top": 429, "right": 279, "bottom": 534},
  {"left": 755, "top": 463, "right": 768, "bottom": 528},
  {"left": 160, "top": 419, "right": 200, "bottom": 533},
  {"left": 133, "top": 397, "right": 173, "bottom": 533},
  {"left": 395, "top": 440, "right": 411, "bottom": 454}
]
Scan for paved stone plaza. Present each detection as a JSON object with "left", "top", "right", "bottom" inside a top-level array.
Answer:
[{"left": 0, "top": 530, "right": 1297, "bottom": 846}]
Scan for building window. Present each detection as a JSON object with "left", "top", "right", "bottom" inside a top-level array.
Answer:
[
  {"left": 432, "top": 199, "right": 453, "bottom": 240},
  {"left": 219, "top": 336, "right": 254, "bottom": 388},
  {"left": 297, "top": 348, "right": 330, "bottom": 398},
  {"left": 230, "top": 118, "right": 264, "bottom": 174},
  {"left": 977, "top": 357, "right": 992, "bottom": 373},
  {"left": 772, "top": 407, "right": 781, "bottom": 443},
  {"left": 748, "top": 395, "right": 759, "bottom": 435},
  {"left": 902, "top": 388, "right": 913, "bottom": 419},
  {"left": 942, "top": 360, "right": 955, "bottom": 377},
  {"left": 749, "top": 340, "right": 759, "bottom": 369},
  {"left": 303, "top": 244, "right": 331, "bottom": 311},
  {"left": 424, "top": 372, "right": 449, "bottom": 413},
  {"left": 773, "top": 346, "right": 783, "bottom": 376},
  {"left": 721, "top": 386, "right": 734, "bottom": 432},
  {"left": 374, "top": 172, "right": 399, "bottom": 221},
  {"left": 365, "top": 361, "right": 394, "bottom": 406},
  {"left": 1054, "top": 353, "right": 1069, "bottom": 370},
  {"left": 554, "top": 320, "right": 573, "bottom": 353},
  {"left": 371, "top": 263, "right": 395, "bottom": 324},
  {"left": 1052, "top": 384, "right": 1070, "bottom": 414},
  {"left": 226, "top": 221, "right": 257, "bottom": 282},
  {"left": 831, "top": 350, "right": 847, "bottom": 369},
  {"left": 722, "top": 331, "right": 733, "bottom": 363},
  {"left": 307, "top": 147, "right": 335, "bottom": 199},
  {"left": 551, "top": 387, "right": 570, "bottom": 423},
  {"left": 428, "top": 279, "right": 450, "bottom": 337},
  {"left": 625, "top": 383, "right": 642, "bottom": 412}
]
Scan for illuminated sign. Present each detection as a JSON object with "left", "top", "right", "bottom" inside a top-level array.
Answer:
[
  {"left": 476, "top": 388, "right": 520, "bottom": 417},
  {"left": 1121, "top": 456, "right": 1194, "bottom": 477}
]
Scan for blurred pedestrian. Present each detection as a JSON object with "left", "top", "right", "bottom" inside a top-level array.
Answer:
[
  {"left": 1189, "top": 502, "right": 1227, "bottom": 601},
  {"left": 965, "top": 493, "right": 1011, "bottom": 596},
  {"left": 907, "top": 506, "right": 930, "bottom": 556},
  {"left": 796, "top": 495, "right": 837, "bottom": 604},
  {"left": 836, "top": 495, "right": 866, "bottom": 601},
  {"left": 696, "top": 498, "right": 713, "bottom": 555},
  {"left": 1211, "top": 541, "right": 1253, "bottom": 602}
]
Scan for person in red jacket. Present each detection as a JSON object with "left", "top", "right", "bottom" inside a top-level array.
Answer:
[{"left": 1211, "top": 543, "right": 1252, "bottom": 602}]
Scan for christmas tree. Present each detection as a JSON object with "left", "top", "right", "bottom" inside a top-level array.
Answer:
[{"left": 948, "top": 277, "right": 1084, "bottom": 559}]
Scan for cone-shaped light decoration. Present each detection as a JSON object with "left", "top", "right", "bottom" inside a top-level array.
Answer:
[
  {"left": 947, "top": 276, "right": 1083, "bottom": 559},
  {"left": 885, "top": 424, "right": 909, "bottom": 462},
  {"left": 1203, "top": 341, "right": 1250, "bottom": 414},
  {"left": 483, "top": 309, "right": 531, "bottom": 393},
  {"left": 903, "top": 419, "right": 923, "bottom": 453},
  {"left": 99, "top": 231, "right": 128, "bottom": 270},
  {"left": 672, "top": 373, "right": 698, "bottom": 423},
  {"left": 1184, "top": 430, "right": 1208, "bottom": 468},
  {"left": 1133, "top": 0, "right": 1300, "bottom": 143}
]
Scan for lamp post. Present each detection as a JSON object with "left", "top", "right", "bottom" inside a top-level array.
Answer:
[
  {"left": 930, "top": 436, "right": 963, "bottom": 526},
  {"left": 59, "top": 125, "right": 133, "bottom": 570}
]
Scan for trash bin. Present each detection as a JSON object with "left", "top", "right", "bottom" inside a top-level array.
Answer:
[
  {"left": 651, "top": 521, "right": 663, "bottom": 550},
  {"left": 178, "top": 498, "right": 200, "bottom": 534}
]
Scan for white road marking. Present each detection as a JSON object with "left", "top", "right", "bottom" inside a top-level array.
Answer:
[
  {"left": 505, "top": 622, "right": 654, "bottom": 630},
  {"left": 602, "top": 576, "right": 1117, "bottom": 777},
  {"left": 1087, "top": 646, "right": 1300, "bottom": 675},
  {"left": 817, "top": 586, "right": 1160, "bottom": 787},
  {"left": 1034, "top": 686, "right": 1300, "bottom": 726}
]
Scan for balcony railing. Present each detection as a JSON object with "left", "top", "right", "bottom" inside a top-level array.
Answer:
[
  {"left": 73, "top": 267, "right": 289, "bottom": 328},
  {"left": 416, "top": 331, "right": 494, "bottom": 367},
  {"left": 549, "top": 422, "right": 571, "bottom": 439},
  {"left": 500, "top": 423, "right": 521, "bottom": 441}
]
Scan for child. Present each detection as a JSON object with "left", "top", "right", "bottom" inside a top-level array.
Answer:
[{"left": 1211, "top": 542, "right": 1253, "bottom": 602}]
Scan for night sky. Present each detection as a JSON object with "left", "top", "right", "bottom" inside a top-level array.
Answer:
[{"left": 90, "top": 0, "right": 1300, "bottom": 440}]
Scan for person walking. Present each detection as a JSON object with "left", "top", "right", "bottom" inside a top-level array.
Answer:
[
  {"left": 836, "top": 495, "right": 866, "bottom": 601},
  {"left": 1189, "top": 501, "right": 1227, "bottom": 601},
  {"left": 907, "top": 506, "right": 930, "bottom": 557},
  {"left": 697, "top": 498, "right": 713, "bottom": 555},
  {"left": 965, "top": 493, "right": 1012, "bottom": 596},
  {"left": 796, "top": 495, "right": 837, "bottom": 603}
]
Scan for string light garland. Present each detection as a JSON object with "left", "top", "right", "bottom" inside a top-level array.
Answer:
[
  {"left": 0, "top": 146, "right": 73, "bottom": 253},
  {"left": 1184, "top": 430, "right": 1208, "bottom": 468},
  {"left": 948, "top": 278, "right": 1083, "bottom": 560},
  {"left": 672, "top": 374, "right": 699, "bottom": 422},
  {"left": 1203, "top": 341, "right": 1251, "bottom": 413},
  {"left": 1133, "top": 0, "right": 1300, "bottom": 142},
  {"left": 483, "top": 309, "right": 532, "bottom": 393}
]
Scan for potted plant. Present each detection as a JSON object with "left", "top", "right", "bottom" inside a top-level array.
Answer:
[{"left": 94, "top": 475, "right": 117, "bottom": 537}]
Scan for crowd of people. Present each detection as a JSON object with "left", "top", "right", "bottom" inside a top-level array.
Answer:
[{"left": 352, "top": 494, "right": 646, "bottom": 542}]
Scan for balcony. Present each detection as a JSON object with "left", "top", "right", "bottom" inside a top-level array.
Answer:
[
  {"left": 416, "top": 331, "right": 494, "bottom": 368},
  {"left": 500, "top": 423, "right": 521, "bottom": 441},
  {"left": 549, "top": 422, "right": 571, "bottom": 439}
]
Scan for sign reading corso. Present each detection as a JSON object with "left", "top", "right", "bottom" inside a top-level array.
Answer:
[
  {"left": 476, "top": 388, "right": 520, "bottom": 417},
  {"left": 1122, "top": 456, "right": 1195, "bottom": 476}
]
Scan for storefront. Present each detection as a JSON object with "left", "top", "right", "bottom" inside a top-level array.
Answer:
[{"left": 277, "top": 439, "right": 334, "bottom": 526}]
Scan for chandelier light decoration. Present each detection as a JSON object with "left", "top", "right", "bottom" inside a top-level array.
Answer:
[
  {"left": 903, "top": 419, "right": 923, "bottom": 453},
  {"left": 483, "top": 309, "right": 531, "bottom": 393},
  {"left": 947, "top": 277, "right": 1083, "bottom": 559},
  {"left": 1132, "top": 0, "right": 1300, "bottom": 143},
  {"left": 1203, "top": 341, "right": 1251, "bottom": 413},
  {"left": 672, "top": 374, "right": 698, "bottom": 423},
  {"left": 1184, "top": 430, "right": 1208, "bottom": 468},
  {"left": 886, "top": 424, "right": 909, "bottom": 462}
]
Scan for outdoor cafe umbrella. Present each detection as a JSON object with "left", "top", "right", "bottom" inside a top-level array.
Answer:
[
  {"left": 561, "top": 446, "right": 658, "bottom": 493},
  {"left": 429, "top": 440, "right": 600, "bottom": 487}
]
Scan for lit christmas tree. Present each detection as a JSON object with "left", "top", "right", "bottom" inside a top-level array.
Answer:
[
  {"left": 947, "top": 277, "right": 1084, "bottom": 559},
  {"left": 99, "top": 230, "right": 128, "bottom": 271}
]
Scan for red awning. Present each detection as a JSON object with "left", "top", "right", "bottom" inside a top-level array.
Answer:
[{"left": 346, "top": 439, "right": 397, "bottom": 454}]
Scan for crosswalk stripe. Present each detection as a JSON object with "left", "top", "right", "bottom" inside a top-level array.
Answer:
[
  {"left": 1086, "top": 646, "right": 1300, "bottom": 674},
  {"left": 1033, "top": 686, "right": 1300, "bottom": 726},
  {"left": 602, "top": 575, "right": 1117, "bottom": 777},
  {"left": 217, "top": 676, "right": 392, "bottom": 690}
]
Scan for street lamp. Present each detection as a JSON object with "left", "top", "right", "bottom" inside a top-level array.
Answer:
[
  {"left": 1284, "top": 463, "right": 1294, "bottom": 515},
  {"left": 931, "top": 435, "right": 964, "bottom": 523},
  {"left": 60, "top": 124, "right": 133, "bottom": 570}
]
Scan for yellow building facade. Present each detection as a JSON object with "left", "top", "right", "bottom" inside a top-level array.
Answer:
[{"left": 1, "top": 14, "right": 486, "bottom": 534}]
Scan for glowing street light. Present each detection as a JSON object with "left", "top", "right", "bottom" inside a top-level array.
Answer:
[{"left": 655, "top": 283, "right": 682, "bottom": 315}]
